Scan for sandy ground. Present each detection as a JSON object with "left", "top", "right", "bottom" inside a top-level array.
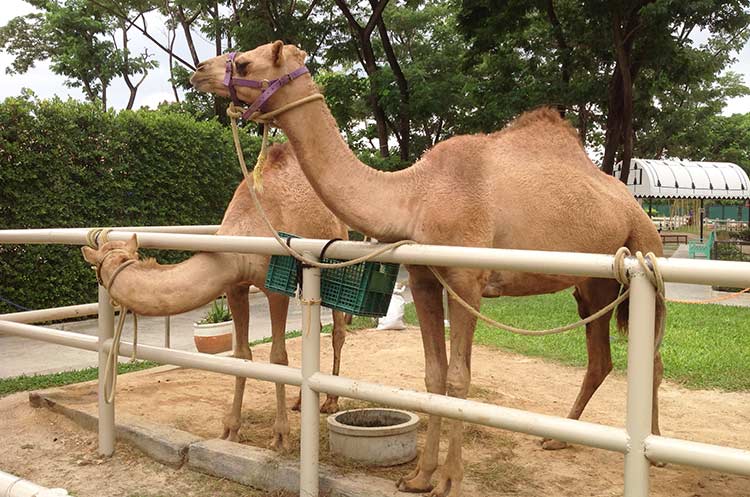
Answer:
[{"left": 1, "top": 327, "right": 749, "bottom": 497}]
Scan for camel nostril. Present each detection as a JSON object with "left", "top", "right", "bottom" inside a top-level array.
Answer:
[{"left": 196, "top": 61, "right": 207, "bottom": 71}]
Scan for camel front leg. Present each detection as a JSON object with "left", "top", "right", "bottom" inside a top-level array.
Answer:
[
  {"left": 397, "top": 266, "right": 447, "bottom": 494},
  {"left": 320, "top": 310, "right": 347, "bottom": 414},
  {"left": 221, "top": 284, "right": 251, "bottom": 442},
  {"left": 429, "top": 269, "right": 482, "bottom": 497},
  {"left": 267, "top": 291, "right": 292, "bottom": 452}
]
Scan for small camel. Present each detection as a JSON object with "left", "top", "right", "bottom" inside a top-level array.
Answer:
[
  {"left": 82, "top": 142, "right": 349, "bottom": 450},
  {"left": 192, "top": 42, "right": 667, "bottom": 497}
]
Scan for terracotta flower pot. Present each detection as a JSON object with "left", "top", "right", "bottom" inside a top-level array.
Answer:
[{"left": 193, "top": 320, "right": 234, "bottom": 354}]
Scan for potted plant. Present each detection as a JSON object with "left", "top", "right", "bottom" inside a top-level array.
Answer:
[{"left": 193, "top": 295, "right": 234, "bottom": 354}]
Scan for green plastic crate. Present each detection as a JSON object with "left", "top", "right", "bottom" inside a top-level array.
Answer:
[{"left": 265, "top": 232, "right": 400, "bottom": 317}]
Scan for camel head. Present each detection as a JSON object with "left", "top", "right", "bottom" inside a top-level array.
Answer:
[
  {"left": 81, "top": 234, "right": 140, "bottom": 287},
  {"left": 190, "top": 41, "right": 310, "bottom": 113}
]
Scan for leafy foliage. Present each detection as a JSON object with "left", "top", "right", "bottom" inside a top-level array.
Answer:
[
  {"left": 0, "top": 93, "right": 261, "bottom": 313},
  {"left": 197, "top": 295, "right": 232, "bottom": 324}
]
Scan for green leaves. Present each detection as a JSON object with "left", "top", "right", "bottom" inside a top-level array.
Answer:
[{"left": 0, "top": 95, "right": 259, "bottom": 313}]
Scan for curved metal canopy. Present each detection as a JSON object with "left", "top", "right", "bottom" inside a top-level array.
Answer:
[{"left": 612, "top": 159, "right": 750, "bottom": 199}]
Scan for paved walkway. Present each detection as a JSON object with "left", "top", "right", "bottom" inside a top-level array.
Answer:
[
  {"left": 1, "top": 253, "right": 747, "bottom": 379},
  {"left": 665, "top": 244, "right": 750, "bottom": 307},
  {"left": 0, "top": 267, "right": 412, "bottom": 379}
]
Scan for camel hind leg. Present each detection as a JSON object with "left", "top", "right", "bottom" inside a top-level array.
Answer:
[
  {"left": 542, "top": 278, "right": 617, "bottom": 450},
  {"left": 221, "top": 284, "right": 252, "bottom": 442},
  {"left": 292, "top": 310, "right": 348, "bottom": 413},
  {"left": 320, "top": 310, "right": 347, "bottom": 413}
]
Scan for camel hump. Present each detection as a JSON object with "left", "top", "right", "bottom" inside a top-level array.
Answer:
[{"left": 504, "top": 106, "right": 582, "bottom": 144}]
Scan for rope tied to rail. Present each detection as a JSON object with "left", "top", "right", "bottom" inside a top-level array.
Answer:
[{"left": 85, "top": 228, "right": 140, "bottom": 404}]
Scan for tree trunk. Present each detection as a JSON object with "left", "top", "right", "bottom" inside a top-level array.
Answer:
[
  {"left": 373, "top": 1, "right": 409, "bottom": 160},
  {"left": 601, "top": 65, "right": 624, "bottom": 176},
  {"left": 545, "top": 0, "right": 570, "bottom": 117},
  {"left": 334, "top": 0, "right": 392, "bottom": 158},
  {"left": 610, "top": 13, "right": 636, "bottom": 185}
]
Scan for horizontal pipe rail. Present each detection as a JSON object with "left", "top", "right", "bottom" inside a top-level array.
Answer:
[
  {"left": 3, "top": 229, "right": 750, "bottom": 288},
  {"left": 308, "top": 373, "right": 629, "bottom": 453},
  {"left": 0, "top": 303, "right": 99, "bottom": 324},
  {"left": 0, "top": 469, "right": 69, "bottom": 497},
  {"left": 645, "top": 435, "right": 750, "bottom": 476},
  {"left": 0, "top": 320, "right": 302, "bottom": 386}
]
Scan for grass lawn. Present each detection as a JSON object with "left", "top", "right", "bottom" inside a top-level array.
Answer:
[
  {"left": 0, "top": 315, "right": 378, "bottom": 398},
  {"left": 404, "top": 291, "right": 750, "bottom": 392}
]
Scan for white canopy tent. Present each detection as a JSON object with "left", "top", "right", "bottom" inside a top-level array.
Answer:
[
  {"left": 612, "top": 159, "right": 750, "bottom": 239},
  {"left": 612, "top": 159, "right": 750, "bottom": 199}
]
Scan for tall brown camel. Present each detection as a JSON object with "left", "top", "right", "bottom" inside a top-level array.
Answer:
[
  {"left": 81, "top": 142, "right": 349, "bottom": 451},
  {"left": 191, "top": 41, "right": 666, "bottom": 497}
]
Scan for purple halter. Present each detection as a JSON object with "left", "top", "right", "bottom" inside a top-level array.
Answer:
[{"left": 223, "top": 51, "right": 310, "bottom": 120}]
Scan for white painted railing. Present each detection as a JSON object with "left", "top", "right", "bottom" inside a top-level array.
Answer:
[{"left": 1, "top": 226, "right": 749, "bottom": 497}]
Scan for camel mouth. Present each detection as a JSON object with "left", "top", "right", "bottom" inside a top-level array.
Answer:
[{"left": 189, "top": 72, "right": 208, "bottom": 90}]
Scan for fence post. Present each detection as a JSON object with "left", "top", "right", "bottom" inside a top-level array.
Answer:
[
  {"left": 624, "top": 272, "right": 656, "bottom": 497},
  {"left": 299, "top": 256, "right": 321, "bottom": 497},
  {"left": 164, "top": 316, "right": 171, "bottom": 349},
  {"left": 97, "top": 285, "right": 115, "bottom": 456}
]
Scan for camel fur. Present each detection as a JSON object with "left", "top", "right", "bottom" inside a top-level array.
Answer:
[
  {"left": 82, "top": 142, "right": 349, "bottom": 450},
  {"left": 191, "top": 42, "right": 666, "bottom": 497}
]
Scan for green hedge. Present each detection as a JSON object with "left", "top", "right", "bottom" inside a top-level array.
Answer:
[{"left": 0, "top": 95, "right": 261, "bottom": 313}]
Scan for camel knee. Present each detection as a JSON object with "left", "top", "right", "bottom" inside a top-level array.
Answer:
[
  {"left": 234, "top": 344, "right": 252, "bottom": 360},
  {"left": 446, "top": 365, "right": 470, "bottom": 398},
  {"left": 270, "top": 346, "right": 289, "bottom": 366},
  {"left": 424, "top": 373, "right": 446, "bottom": 394}
]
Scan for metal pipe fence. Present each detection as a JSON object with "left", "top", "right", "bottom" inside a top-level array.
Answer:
[{"left": 1, "top": 227, "right": 749, "bottom": 497}]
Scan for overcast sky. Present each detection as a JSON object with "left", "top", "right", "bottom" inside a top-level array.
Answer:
[{"left": 2, "top": 0, "right": 750, "bottom": 114}]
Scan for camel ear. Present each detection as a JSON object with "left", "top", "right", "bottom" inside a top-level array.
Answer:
[
  {"left": 292, "top": 46, "right": 307, "bottom": 64},
  {"left": 125, "top": 234, "right": 138, "bottom": 253},
  {"left": 81, "top": 246, "right": 98, "bottom": 265},
  {"left": 271, "top": 40, "right": 284, "bottom": 66}
]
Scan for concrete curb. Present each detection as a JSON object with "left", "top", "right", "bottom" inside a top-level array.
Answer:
[
  {"left": 188, "top": 438, "right": 403, "bottom": 497},
  {"left": 29, "top": 390, "right": 401, "bottom": 497},
  {"left": 29, "top": 391, "right": 201, "bottom": 468}
]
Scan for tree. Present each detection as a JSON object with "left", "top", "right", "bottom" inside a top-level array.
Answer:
[
  {"left": 0, "top": 0, "right": 157, "bottom": 110},
  {"left": 458, "top": 0, "right": 750, "bottom": 184}
]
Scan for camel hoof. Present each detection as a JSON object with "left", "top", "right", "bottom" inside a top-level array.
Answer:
[
  {"left": 291, "top": 399, "right": 302, "bottom": 412},
  {"left": 396, "top": 474, "right": 433, "bottom": 493},
  {"left": 221, "top": 428, "right": 240, "bottom": 443},
  {"left": 319, "top": 398, "right": 339, "bottom": 414},
  {"left": 270, "top": 433, "right": 291, "bottom": 453},
  {"left": 428, "top": 475, "right": 461, "bottom": 497},
  {"left": 541, "top": 438, "right": 569, "bottom": 450}
]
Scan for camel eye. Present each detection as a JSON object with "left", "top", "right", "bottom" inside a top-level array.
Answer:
[{"left": 236, "top": 61, "right": 250, "bottom": 76}]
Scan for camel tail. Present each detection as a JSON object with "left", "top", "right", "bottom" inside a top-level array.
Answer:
[
  {"left": 615, "top": 225, "right": 667, "bottom": 350},
  {"left": 615, "top": 294, "right": 666, "bottom": 348}
]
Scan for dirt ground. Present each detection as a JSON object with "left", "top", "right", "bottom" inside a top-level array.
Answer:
[{"left": 1, "top": 327, "right": 749, "bottom": 497}]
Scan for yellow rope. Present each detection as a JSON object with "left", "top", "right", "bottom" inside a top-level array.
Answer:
[{"left": 86, "top": 228, "right": 140, "bottom": 404}]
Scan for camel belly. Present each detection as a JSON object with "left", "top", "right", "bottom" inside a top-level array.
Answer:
[{"left": 482, "top": 270, "right": 582, "bottom": 297}]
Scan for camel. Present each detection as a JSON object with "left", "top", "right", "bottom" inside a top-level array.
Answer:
[
  {"left": 81, "top": 142, "right": 349, "bottom": 450},
  {"left": 191, "top": 41, "right": 666, "bottom": 497}
]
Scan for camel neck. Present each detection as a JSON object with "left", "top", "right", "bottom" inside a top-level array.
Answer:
[
  {"left": 104, "top": 253, "right": 240, "bottom": 316},
  {"left": 276, "top": 91, "right": 419, "bottom": 242}
]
